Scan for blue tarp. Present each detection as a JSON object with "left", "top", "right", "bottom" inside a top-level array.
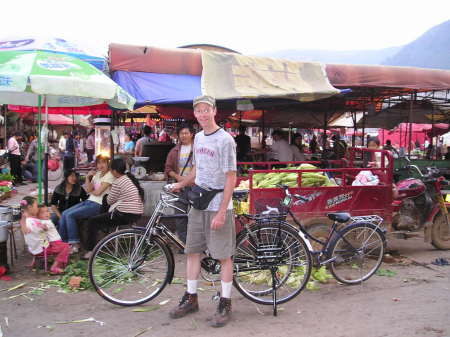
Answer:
[{"left": 112, "top": 71, "right": 202, "bottom": 105}]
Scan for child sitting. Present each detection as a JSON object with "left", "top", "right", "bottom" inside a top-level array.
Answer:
[{"left": 21, "top": 196, "right": 70, "bottom": 275}]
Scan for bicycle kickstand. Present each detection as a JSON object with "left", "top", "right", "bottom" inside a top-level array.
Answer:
[{"left": 270, "top": 267, "right": 277, "bottom": 316}]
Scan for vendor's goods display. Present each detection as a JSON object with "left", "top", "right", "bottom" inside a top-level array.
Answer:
[{"left": 252, "top": 164, "right": 337, "bottom": 188}]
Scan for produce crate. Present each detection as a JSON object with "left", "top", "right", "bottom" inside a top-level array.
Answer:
[{"left": 238, "top": 148, "right": 395, "bottom": 227}]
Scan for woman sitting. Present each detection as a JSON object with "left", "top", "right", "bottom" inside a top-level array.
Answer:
[
  {"left": 50, "top": 169, "right": 88, "bottom": 228},
  {"left": 123, "top": 133, "right": 135, "bottom": 154},
  {"left": 58, "top": 155, "right": 115, "bottom": 253},
  {"left": 83, "top": 158, "right": 144, "bottom": 259}
]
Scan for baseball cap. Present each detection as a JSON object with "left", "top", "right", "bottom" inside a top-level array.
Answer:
[{"left": 193, "top": 95, "right": 216, "bottom": 108}]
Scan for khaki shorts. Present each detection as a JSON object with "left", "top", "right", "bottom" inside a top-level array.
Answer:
[{"left": 185, "top": 208, "right": 236, "bottom": 260}]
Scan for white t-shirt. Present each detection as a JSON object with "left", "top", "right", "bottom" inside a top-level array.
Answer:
[
  {"left": 58, "top": 136, "right": 66, "bottom": 152},
  {"left": 193, "top": 129, "right": 237, "bottom": 211},
  {"left": 88, "top": 171, "right": 115, "bottom": 204},
  {"left": 271, "top": 139, "right": 294, "bottom": 162},
  {"left": 7, "top": 137, "right": 20, "bottom": 155}
]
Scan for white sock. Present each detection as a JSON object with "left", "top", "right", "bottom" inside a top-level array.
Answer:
[
  {"left": 221, "top": 281, "right": 232, "bottom": 299},
  {"left": 187, "top": 279, "right": 197, "bottom": 294}
]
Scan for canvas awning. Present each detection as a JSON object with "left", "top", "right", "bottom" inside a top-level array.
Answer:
[
  {"left": 110, "top": 43, "right": 450, "bottom": 92},
  {"left": 110, "top": 44, "right": 340, "bottom": 105}
]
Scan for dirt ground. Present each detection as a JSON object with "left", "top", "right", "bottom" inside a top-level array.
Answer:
[{"left": 1, "top": 185, "right": 450, "bottom": 337}]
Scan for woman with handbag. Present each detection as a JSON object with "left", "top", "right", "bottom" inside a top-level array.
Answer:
[{"left": 164, "top": 125, "right": 194, "bottom": 244}]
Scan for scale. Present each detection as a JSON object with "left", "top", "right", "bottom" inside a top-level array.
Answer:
[{"left": 131, "top": 157, "right": 150, "bottom": 179}]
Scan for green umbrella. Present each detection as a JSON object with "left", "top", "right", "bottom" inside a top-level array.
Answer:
[{"left": 0, "top": 50, "right": 136, "bottom": 202}]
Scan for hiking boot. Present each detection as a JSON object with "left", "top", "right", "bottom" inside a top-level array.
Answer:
[
  {"left": 169, "top": 292, "right": 199, "bottom": 319},
  {"left": 209, "top": 297, "right": 232, "bottom": 328}
]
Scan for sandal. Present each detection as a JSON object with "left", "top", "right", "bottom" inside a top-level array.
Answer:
[
  {"left": 49, "top": 267, "right": 64, "bottom": 275},
  {"left": 81, "top": 251, "right": 93, "bottom": 260}
]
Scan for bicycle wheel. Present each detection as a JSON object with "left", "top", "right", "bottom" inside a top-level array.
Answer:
[
  {"left": 88, "top": 229, "right": 173, "bottom": 306},
  {"left": 328, "top": 222, "right": 385, "bottom": 285},
  {"left": 233, "top": 222, "right": 312, "bottom": 305}
]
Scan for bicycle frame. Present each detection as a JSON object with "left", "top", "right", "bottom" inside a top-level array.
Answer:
[
  {"left": 130, "top": 190, "right": 188, "bottom": 263},
  {"left": 272, "top": 186, "right": 385, "bottom": 266}
]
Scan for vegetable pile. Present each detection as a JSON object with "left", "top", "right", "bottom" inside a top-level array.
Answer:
[
  {"left": 0, "top": 173, "right": 14, "bottom": 181},
  {"left": 252, "top": 164, "right": 337, "bottom": 188},
  {"left": 238, "top": 265, "right": 333, "bottom": 291},
  {"left": 47, "top": 260, "right": 92, "bottom": 292}
]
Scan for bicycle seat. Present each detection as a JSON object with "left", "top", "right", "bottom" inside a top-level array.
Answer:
[{"left": 327, "top": 212, "right": 351, "bottom": 223}]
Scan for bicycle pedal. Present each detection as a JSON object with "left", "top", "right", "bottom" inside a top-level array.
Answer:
[{"left": 212, "top": 291, "right": 220, "bottom": 302}]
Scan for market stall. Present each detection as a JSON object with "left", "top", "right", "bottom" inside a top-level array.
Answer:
[
  {"left": 235, "top": 148, "right": 394, "bottom": 227},
  {"left": 108, "top": 43, "right": 450, "bottom": 218}
]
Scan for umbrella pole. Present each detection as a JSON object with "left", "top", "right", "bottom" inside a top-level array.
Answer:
[
  {"left": 2, "top": 106, "right": 6, "bottom": 150},
  {"left": 37, "top": 95, "right": 43, "bottom": 204},
  {"left": 44, "top": 97, "right": 49, "bottom": 205}
]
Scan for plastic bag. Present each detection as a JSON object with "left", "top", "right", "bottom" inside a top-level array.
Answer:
[{"left": 352, "top": 170, "right": 379, "bottom": 186}]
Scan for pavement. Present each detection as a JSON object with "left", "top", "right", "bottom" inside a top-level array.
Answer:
[{"left": 1, "top": 181, "right": 450, "bottom": 337}]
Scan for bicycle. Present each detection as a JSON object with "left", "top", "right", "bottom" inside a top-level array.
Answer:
[
  {"left": 268, "top": 184, "right": 387, "bottom": 285},
  {"left": 88, "top": 185, "right": 312, "bottom": 315}
]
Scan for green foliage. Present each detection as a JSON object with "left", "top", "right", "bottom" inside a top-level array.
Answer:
[{"left": 47, "top": 260, "right": 92, "bottom": 292}]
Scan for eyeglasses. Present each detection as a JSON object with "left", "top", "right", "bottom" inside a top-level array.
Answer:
[{"left": 194, "top": 109, "right": 213, "bottom": 114}]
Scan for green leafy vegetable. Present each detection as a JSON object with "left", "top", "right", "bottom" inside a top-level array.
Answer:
[{"left": 376, "top": 269, "right": 397, "bottom": 277}]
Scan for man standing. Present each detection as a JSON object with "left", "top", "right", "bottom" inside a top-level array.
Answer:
[
  {"left": 169, "top": 95, "right": 237, "bottom": 328},
  {"left": 7, "top": 131, "right": 25, "bottom": 185},
  {"left": 270, "top": 130, "right": 294, "bottom": 162},
  {"left": 235, "top": 126, "right": 251, "bottom": 161},
  {"left": 23, "top": 137, "right": 38, "bottom": 182},
  {"left": 85, "top": 129, "right": 95, "bottom": 163},
  {"left": 58, "top": 132, "right": 67, "bottom": 155},
  {"left": 63, "top": 132, "right": 76, "bottom": 172},
  {"left": 134, "top": 125, "right": 156, "bottom": 156}
]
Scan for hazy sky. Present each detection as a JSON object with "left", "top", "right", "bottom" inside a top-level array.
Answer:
[{"left": 2, "top": 0, "right": 449, "bottom": 56}]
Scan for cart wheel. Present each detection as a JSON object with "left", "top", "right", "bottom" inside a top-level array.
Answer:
[{"left": 431, "top": 212, "right": 450, "bottom": 250}]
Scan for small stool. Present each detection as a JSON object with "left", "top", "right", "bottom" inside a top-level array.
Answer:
[
  {"left": 6, "top": 223, "right": 20, "bottom": 267},
  {"left": 30, "top": 248, "right": 50, "bottom": 273}
]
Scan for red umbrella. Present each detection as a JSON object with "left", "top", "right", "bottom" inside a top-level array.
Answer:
[
  {"left": 24, "top": 113, "right": 74, "bottom": 125},
  {"left": 8, "top": 103, "right": 112, "bottom": 115}
]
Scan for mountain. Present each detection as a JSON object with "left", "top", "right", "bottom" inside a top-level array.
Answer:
[
  {"left": 259, "top": 46, "right": 401, "bottom": 65},
  {"left": 257, "top": 20, "right": 450, "bottom": 70},
  {"left": 382, "top": 20, "right": 450, "bottom": 69}
]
